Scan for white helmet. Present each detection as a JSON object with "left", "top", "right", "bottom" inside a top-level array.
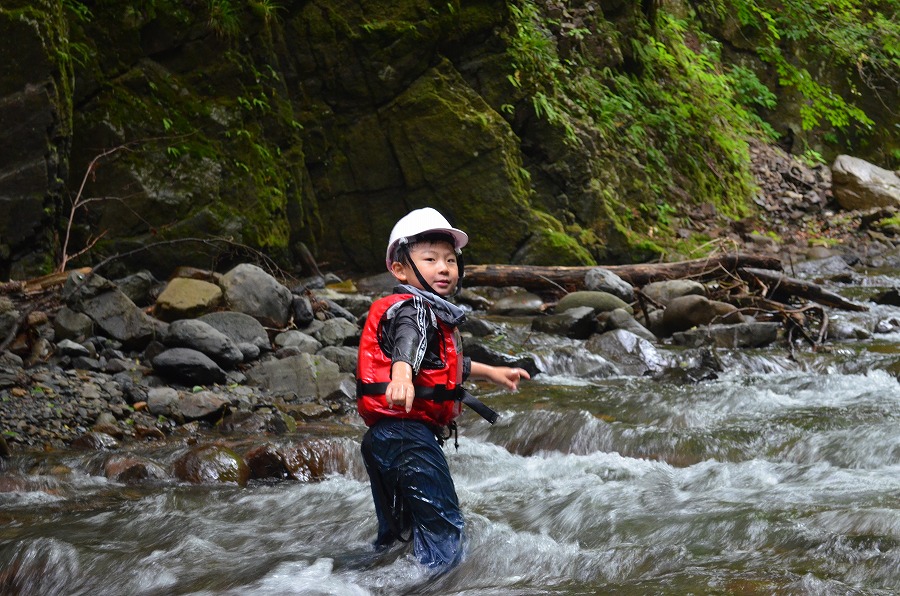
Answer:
[{"left": 385, "top": 207, "right": 468, "bottom": 270}]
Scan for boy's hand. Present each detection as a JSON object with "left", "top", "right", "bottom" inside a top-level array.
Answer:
[
  {"left": 470, "top": 362, "right": 531, "bottom": 391},
  {"left": 386, "top": 361, "right": 415, "bottom": 412},
  {"left": 493, "top": 366, "right": 531, "bottom": 391}
]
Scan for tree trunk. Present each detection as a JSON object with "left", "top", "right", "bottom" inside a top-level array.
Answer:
[{"left": 464, "top": 254, "right": 783, "bottom": 291}]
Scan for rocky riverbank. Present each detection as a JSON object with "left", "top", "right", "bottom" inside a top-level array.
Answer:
[{"left": 1, "top": 146, "right": 899, "bottom": 484}]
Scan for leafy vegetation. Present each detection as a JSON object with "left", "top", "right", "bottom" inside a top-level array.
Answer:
[{"left": 502, "top": 0, "right": 897, "bottom": 260}]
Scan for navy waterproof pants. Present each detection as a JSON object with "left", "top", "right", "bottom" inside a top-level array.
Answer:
[{"left": 361, "top": 418, "right": 465, "bottom": 569}]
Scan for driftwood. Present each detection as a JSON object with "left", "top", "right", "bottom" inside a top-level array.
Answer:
[
  {"left": 464, "top": 253, "right": 783, "bottom": 292},
  {"left": 738, "top": 267, "right": 868, "bottom": 312},
  {"left": 0, "top": 267, "right": 92, "bottom": 296}
]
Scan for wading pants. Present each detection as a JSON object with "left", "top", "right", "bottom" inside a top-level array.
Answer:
[{"left": 361, "top": 418, "right": 465, "bottom": 569}]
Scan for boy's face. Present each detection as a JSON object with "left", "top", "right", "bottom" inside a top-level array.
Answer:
[{"left": 390, "top": 241, "right": 459, "bottom": 296}]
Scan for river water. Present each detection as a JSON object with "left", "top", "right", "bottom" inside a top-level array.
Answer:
[{"left": 3, "top": 268, "right": 900, "bottom": 594}]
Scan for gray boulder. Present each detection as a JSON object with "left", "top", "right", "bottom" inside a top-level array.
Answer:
[
  {"left": 598, "top": 308, "right": 657, "bottom": 342},
  {"left": 489, "top": 291, "right": 545, "bottom": 316},
  {"left": 826, "top": 319, "right": 872, "bottom": 341},
  {"left": 317, "top": 346, "right": 358, "bottom": 373},
  {"left": 220, "top": 263, "right": 292, "bottom": 327},
  {"left": 245, "top": 352, "right": 351, "bottom": 400},
  {"left": 198, "top": 311, "right": 270, "bottom": 351},
  {"left": 313, "top": 317, "right": 360, "bottom": 347},
  {"left": 661, "top": 294, "right": 743, "bottom": 336},
  {"left": 641, "top": 280, "right": 706, "bottom": 306},
  {"left": 584, "top": 268, "right": 635, "bottom": 302},
  {"left": 64, "top": 271, "right": 167, "bottom": 350},
  {"left": 152, "top": 347, "right": 227, "bottom": 385},
  {"left": 274, "top": 330, "right": 322, "bottom": 354},
  {"left": 53, "top": 306, "right": 94, "bottom": 342},
  {"left": 556, "top": 291, "right": 632, "bottom": 315},
  {"left": 164, "top": 319, "right": 244, "bottom": 368},
  {"left": 113, "top": 270, "right": 161, "bottom": 307},
  {"left": 832, "top": 155, "right": 900, "bottom": 210}
]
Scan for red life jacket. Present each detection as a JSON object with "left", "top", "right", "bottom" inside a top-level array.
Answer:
[{"left": 356, "top": 293, "right": 464, "bottom": 428}]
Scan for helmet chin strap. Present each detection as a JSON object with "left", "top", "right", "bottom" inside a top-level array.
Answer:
[{"left": 396, "top": 242, "right": 464, "bottom": 297}]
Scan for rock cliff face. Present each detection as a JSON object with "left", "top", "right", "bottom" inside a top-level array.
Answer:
[
  {"left": 0, "top": 0, "right": 895, "bottom": 279},
  {"left": 0, "top": 1, "right": 72, "bottom": 277}
]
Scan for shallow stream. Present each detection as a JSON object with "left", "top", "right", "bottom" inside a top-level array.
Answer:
[{"left": 3, "top": 265, "right": 900, "bottom": 595}]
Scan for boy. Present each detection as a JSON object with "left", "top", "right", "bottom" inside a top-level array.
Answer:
[{"left": 356, "top": 207, "right": 530, "bottom": 569}]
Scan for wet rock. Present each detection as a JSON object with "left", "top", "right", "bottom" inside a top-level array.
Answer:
[
  {"left": 531, "top": 306, "right": 596, "bottom": 339},
  {"left": 672, "top": 322, "right": 781, "bottom": 348},
  {"left": 173, "top": 444, "right": 250, "bottom": 485},
  {"left": 220, "top": 410, "right": 289, "bottom": 434},
  {"left": 461, "top": 341, "right": 541, "bottom": 378},
  {"left": 874, "top": 317, "right": 900, "bottom": 333},
  {"left": 104, "top": 454, "right": 168, "bottom": 483},
  {"left": 152, "top": 347, "right": 227, "bottom": 386},
  {"left": 285, "top": 439, "right": 349, "bottom": 481},
  {"left": 871, "top": 288, "right": 900, "bottom": 307},
  {"left": 245, "top": 444, "right": 297, "bottom": 480},
  {"left": 164, "top": 319, "right": 243, "bottom": 368},
  {"left": 456, "top": 288, "right": 493, "bottom": 311},
  {"left": 598, "top": 308, "right": 657, "bottom": 342},
  {"left": 537, "top": 344, "right": 619, "bottom": 379},
  {"left": 586, "top": 329, "right": 669, "bottom": 376},
  {"left": 70, "top": 431, "right": 119, "bottom": 450},
  {"left": 153, "top": 277, "right": 223, "bottom": 322},
  {"left": 826, "top": 319, "right": 872, "bottom": 341},
  {"left": 662, "top": 295, "right": 743, "bottom": 336},
  {"left": 652, "top": 347, "right": 723, "bottom": 385},
  {"left": 220, "top": 263, "right": 292, "bottom": 327},
  {"left": 791, "top": 255, "right": 856, "bottom": 280},
  {"left": 283, "top": 402, "right": 331, "bottom": 420}
]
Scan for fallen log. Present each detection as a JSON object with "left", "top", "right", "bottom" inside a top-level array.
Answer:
[
  {"left": 738, "top": 267, "right": 868, "bottom": 312},
  {"left": 465, "top": 254, "right": 782, "bottom": 292}
]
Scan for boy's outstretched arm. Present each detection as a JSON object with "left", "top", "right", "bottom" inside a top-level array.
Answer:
[{"left": 468, "top": 362, "right": 531, "bottom": 391}]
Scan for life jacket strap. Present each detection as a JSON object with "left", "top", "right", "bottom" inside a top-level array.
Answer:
[{"left": 356, "top": 380, "right": 499, "bottom": 424}]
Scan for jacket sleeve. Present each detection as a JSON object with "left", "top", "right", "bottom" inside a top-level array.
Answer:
[{"left": 382, "top": 296, "right": 435, "bottom": 375}]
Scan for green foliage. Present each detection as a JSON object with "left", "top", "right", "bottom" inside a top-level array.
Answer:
[
  {"left": 701, "top": 0, "right": 894, "bottom": 132},
  {"left": 504, "top": 0, "right": 756, "bottom": 257},
  {"left": 208, "top": 0, "right": 240, "bottom": 37},
  {"left": 207, "top": 0, "right": 283, "bottom": 37}
]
